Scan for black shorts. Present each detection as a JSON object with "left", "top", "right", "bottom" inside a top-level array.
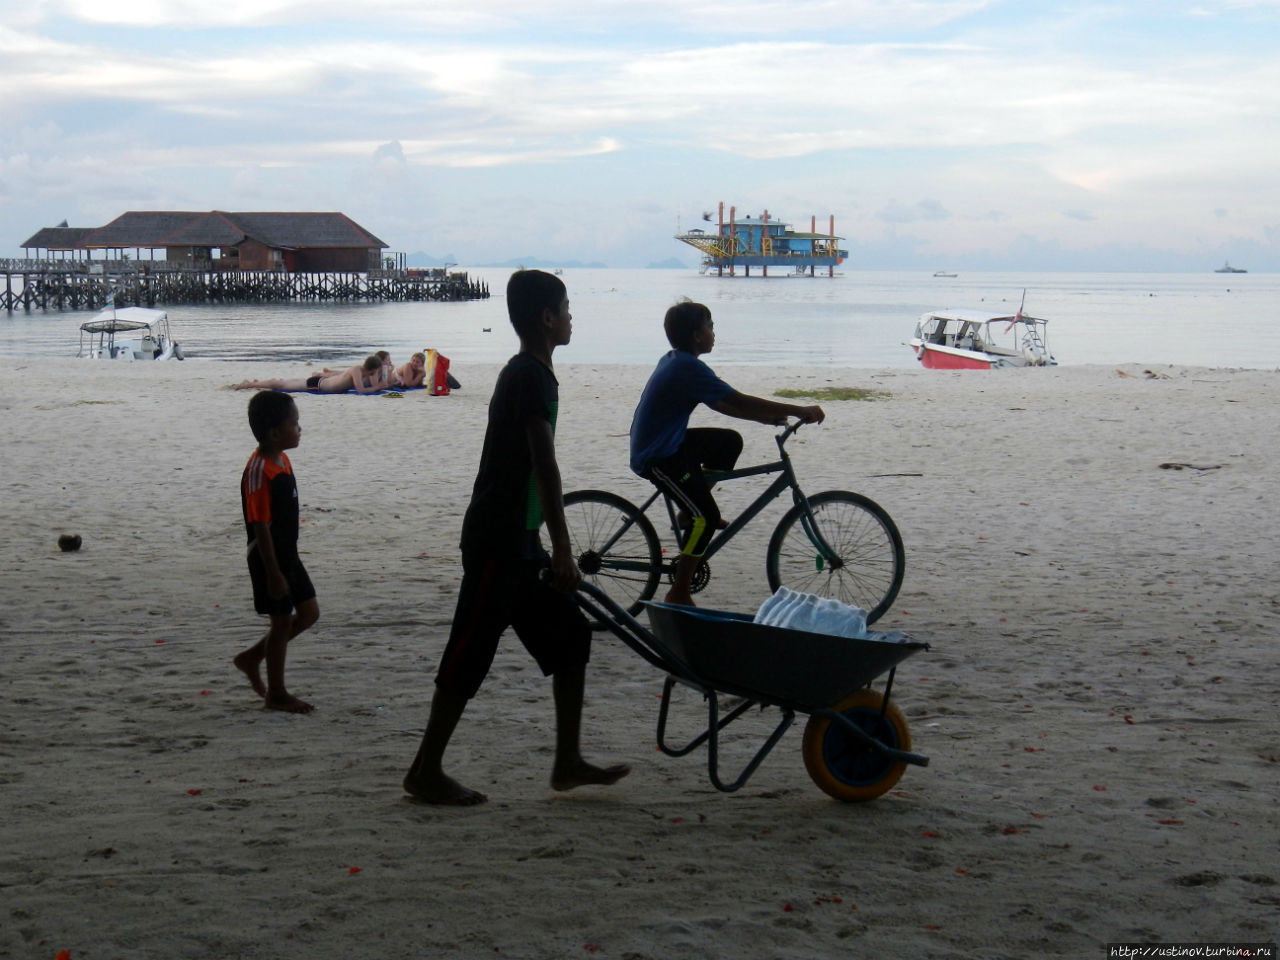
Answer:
[
  {"left": 248, "top": 549, "right": 316, "bottom": 617},
  {"left": 647, "top": 427, "right": 743, "bottom": 557},
  {"left": 306, "top": 374, "right": 323, "bottom": 389},
  {"left": 435, "top": 552, "right": 591, "bottom": 699}
]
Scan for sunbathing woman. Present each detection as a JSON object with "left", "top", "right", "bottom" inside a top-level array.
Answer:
[
  {"left": 233, "top": 356, "right": 386, "bottom": 394},
  {"left": 393, "top": 352, "right": 427, "bottom": 388}
]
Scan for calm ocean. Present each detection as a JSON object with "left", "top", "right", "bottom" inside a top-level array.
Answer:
[{"left": 2, "top": 268, "right": 1275, "bottom": 369}]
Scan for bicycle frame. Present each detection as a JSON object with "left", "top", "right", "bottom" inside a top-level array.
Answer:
[{"left": 631, "top": 421, "right": 844, "bottom": 574}]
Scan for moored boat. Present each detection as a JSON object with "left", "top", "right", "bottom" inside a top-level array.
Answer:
[
  {"left": 78, "top": 306, "right": 183, "bottom": 360},
  {"left": 909, "top": 307, "right": 1055, "bottom": 370}
]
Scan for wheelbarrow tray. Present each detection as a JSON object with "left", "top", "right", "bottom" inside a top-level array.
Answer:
[
  {"left": 570, "top": 583, "right": 930, "bottom": 795},
  {"left": 643, "top": 601, "right": 927, "bottom": 713}
]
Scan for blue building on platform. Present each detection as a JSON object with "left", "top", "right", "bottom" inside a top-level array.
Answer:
[{"left": 674, "top": 202, "right": 848, "bottom": 276}]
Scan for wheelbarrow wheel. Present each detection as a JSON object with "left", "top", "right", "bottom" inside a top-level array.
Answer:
[
  {"left": 802, "top": 688, "right": 911, "bottom": 802},
  {"left": 766, "top": 490, "right": 904, "bottom": 625},
  {"left": 558, "top": 490, "right": 662, "bottom": 628}
]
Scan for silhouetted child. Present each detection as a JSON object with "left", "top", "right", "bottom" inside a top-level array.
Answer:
[
  {"left": 234, "top": 390, "right": 318, "bottom": 713},
  {"left": 402, "top": 270, "right": 631, "bottom": 804},
  {"left": 630, "top": 300, "right": 825, "bottom": 606}
]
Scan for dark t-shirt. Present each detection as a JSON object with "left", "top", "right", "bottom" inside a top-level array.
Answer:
[
  {"left": 459, "top": 352, "right": 558, "bottom": 557},
  {"left": 241, "top": 450, "right": 299, "bottom": 560}
]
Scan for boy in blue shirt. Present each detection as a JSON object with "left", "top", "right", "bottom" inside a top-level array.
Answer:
[
  {"left": 403, "top": 270, "right": 631, "bottom": 805},
  {"left": 630, "top": 300, "right": 824, "bottom": 606}
]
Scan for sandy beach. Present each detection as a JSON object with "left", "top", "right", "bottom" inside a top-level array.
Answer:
[{"left": 2, "top": 357, "right": 1278, "bottom": 959}]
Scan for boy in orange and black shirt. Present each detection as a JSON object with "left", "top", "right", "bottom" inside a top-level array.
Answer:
[{"left": 234, "top": 390, "right": 319, "bottom": 713}]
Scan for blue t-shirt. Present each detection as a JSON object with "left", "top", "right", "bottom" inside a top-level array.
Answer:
[{"left": 629, "top": 350, "right": 734, "bottom": 476}]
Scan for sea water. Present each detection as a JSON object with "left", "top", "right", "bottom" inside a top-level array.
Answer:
[{"left": 2, "top": 268, "right": 1276, "bottom": 369}]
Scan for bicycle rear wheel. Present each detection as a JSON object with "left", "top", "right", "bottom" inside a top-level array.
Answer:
[
  {"left": 558, "top": 490, "right": 663, "bottom": 628},
  {"left": 766, "top": 490, "right": 904, "bottom": 625}
]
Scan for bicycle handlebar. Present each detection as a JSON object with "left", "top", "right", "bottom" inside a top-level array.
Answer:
[{"left": 777, "top": 419, "right": 803, "bottom": 443}]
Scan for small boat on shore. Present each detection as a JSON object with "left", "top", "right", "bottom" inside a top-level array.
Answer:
[
  {"left": 78, "top": 306, "right": 183, "bottom": 360},
  {"left": 909, "top": 307, "right": 1055, "bottom": 370},
  {"left": 1214, "top": 261, "right": 1246, "bottom": 274}
]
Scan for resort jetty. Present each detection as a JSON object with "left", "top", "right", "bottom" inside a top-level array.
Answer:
[
  {"left": 5, "top": 211, "right": 488, "bottom": 311},
  {"left": 674, "top": 201, "right": 848, "bottom": 277}
]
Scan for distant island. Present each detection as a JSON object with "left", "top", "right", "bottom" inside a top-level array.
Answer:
[
  {"left": 479, "top": 256, "right": 609, "bottom": 270},
  {"left": 404, "top": 251, "right": 460, "bottom": 268},
  {"left": 402, "top": 253, "right": 693, "bottom": 270}
]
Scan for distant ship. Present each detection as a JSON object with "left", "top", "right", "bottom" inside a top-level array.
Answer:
[
  {"left": 675, "top": 202, "right": 847, "bottom": 277},
  {"left": 1215, "top": 261, "right": 1247, "bottom": 274}
]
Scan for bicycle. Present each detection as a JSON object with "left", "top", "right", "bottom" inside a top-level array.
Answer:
[{"left": 550, "top": 422, "right": 905, "bottom": 629}]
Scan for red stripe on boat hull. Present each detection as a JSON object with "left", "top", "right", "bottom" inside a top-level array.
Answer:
[{"left": 917, "top": 346, "right": 993, "bottom": 370}]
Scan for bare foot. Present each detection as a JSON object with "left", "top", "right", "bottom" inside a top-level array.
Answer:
[
  {"left": 403, "top": 770, "right": 488, "bottom": 806},
  {"left": 551, "top": 760, "right": 632, "bottom": 792},
  {"left": 663, "top": 590, "right": 696, "bottom": 607},
  {"left": 233, "top": 652, "right": 266, "bottom": 697},
  {"left": 264, "top": 690, "right": 315, "bottom": 714}
]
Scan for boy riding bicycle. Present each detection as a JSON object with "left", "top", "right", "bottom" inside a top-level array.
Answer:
[{"left": 629, "top": 300, "right": 824, "bottom": 606}]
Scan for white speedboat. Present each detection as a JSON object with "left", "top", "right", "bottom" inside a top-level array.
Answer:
[
  {"left": 78, "top": 306, "right": 184, "bottom": 361},
  {"left": 909, "top": 308, "right": 1055, "bottom": 370}
]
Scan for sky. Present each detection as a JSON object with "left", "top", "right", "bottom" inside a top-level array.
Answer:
[{"left": 2, "top": 0, "right": 1278, "bottom": 271}]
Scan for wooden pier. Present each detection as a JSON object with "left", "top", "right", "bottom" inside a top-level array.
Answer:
[{"left": 1, "top": 261, "right": 489, "bottom": 312}]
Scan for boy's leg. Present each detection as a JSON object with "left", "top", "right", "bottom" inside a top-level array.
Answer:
[
  {"left": 549, "top": 662, "right": 632, "bottom": 792},
  {"left": 649, "top": 454, "right": 720, "bottom": 606},
  {"left": 234, "top": 586, "right": 318, "bottom": 700},
  {"left": 261, "top": 605, "right": 316, "bottom": 714},
  {"left": 667, "top": 554, "right": 702, "bottom": 607},
  {"left": 403, "top": 686, "right": 486, "bottom": 805},
  {"left": 673, "top": 427, "right": 743, "bottom": 530},
  {"left": 403, "top": 558, "right": 505, "bottom": 805},
  {"left": 683, "top": 427, "right": 743, "bottom": 474},
  {"left": 510, "top": 566, "right": 631, "bottom": 791}
]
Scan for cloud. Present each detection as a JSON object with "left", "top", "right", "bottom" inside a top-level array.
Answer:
[
  {"left": 42, "top": 0, "right": 989, "bottom": 32},
  {"left": 3, "top": 2, "right": 1279, "bottom": 267},
  {"left": 878, "top": 198, "right": 950, "bottom": 224},
  {"left": 373, "top": 141, "right": 406, "bottom": 164}
]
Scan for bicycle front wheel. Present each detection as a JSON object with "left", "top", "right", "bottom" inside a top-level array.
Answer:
[
  {"left": 766, "top": 490, "right": 904, "bottom": 625},
  {"left": 559, "top": 490, "right": 663, "bottom": 627}
]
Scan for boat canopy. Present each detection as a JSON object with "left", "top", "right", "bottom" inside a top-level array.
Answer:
[
  {"left": 926, "top": 310, "right": 1047, "bottom": 326},
  {"left": 80, "top": 318, "right": 152, "bottom": 334},
  {"left": 79, "top": 306, "right": 169, "bottom": 334}
]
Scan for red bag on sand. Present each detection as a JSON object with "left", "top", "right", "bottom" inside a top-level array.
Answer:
[{"left": 425, "top": 348, "right": 451, "bottom": 396}]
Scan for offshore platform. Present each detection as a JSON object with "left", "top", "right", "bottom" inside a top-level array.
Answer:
[{"left": 674, "top": 202, "right": 848, "bottom": 277}]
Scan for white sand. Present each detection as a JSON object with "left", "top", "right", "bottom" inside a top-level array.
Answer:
[{"left": 2, "top": 358, "right": 1278, "bottom": 958}]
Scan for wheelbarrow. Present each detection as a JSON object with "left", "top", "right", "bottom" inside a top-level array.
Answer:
[{"left": 574, "top": 581, "right": 930, "bottom": 802}]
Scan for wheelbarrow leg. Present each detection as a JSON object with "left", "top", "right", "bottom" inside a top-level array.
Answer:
[
  {"left": 656, "top": 675, "right": 796, "bottom": 792},
  {"left": 656, "top": 676, "right": 756, "bottom": 758}
]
